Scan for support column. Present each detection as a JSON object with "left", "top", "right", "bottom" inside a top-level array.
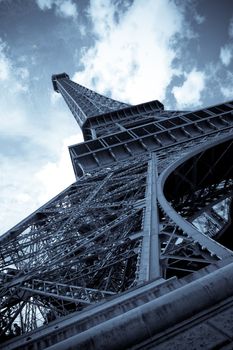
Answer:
[{"left": 138, "top": 153, "right": 161, "bottom": 282}]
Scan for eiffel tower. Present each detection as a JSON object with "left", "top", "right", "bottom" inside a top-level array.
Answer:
[{"left": 0, "top": 72, "right": 233, "bottom": 349}]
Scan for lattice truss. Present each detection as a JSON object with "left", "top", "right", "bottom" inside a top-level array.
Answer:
[
  {"left": 0, "top": 161, "right": 146, "bottom": 336},
  {"left": 56, "top": 77, "right": 129, "bottom": 126},
  {"left": 0, "top": 137, "right": 233, "bottom": 337},
  {"left": 158, "top": 138, "right": 233, "bottom": 277},
  {"left": 0, "top": 75, "right": 233, "bottom": 340}
]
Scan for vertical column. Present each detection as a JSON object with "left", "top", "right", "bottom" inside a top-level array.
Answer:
[{"left": 138, "top": 153, "right": 161, "bottom": 282}]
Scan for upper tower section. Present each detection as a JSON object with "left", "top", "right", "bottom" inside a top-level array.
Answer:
[
  {"left": 52, "top": 73, "right": 129, "bottom": 128},
  {"left": 52, "top": 73, "right": 164, "bottom": 141}
]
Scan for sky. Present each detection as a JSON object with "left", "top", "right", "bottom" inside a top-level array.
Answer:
[{"left": 0, "top": 0, "right": 232, "bottom": 233}]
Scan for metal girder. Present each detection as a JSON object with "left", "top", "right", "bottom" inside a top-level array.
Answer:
[
  {"left": 69, "top": 101, "right": 233, "bottom": 177},
  {"left": 0, "top": 162, "right": 147, "bottom": 337},
  {"left": 138, "top": 153, "right": 160, "bottom": 282},
  {"left": 55, "top": 77, "right": 129, "bottom": 128},
  {"left": 21, "top": 279, "right": 115, "bottom": 304},
  {"left": 1, "top": 75, "right": 233, "bottom": 344},
  {"left": 157, "top": 134, "right": 233, "bottom": 260}
]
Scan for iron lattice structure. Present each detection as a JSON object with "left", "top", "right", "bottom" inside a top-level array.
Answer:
[{"left": 0, "top": 73, "right": 233, "bottom": 344}]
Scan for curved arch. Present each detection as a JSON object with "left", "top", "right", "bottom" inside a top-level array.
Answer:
[{"left": 157, "top": 133, "right": 233, "bottom": 259}]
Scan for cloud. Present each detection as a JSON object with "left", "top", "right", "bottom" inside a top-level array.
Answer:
[
  {"left": 36, "top": 0, "right": 53, "bottom": 9},
  {"left": 73, "top": 0, "right": 190, "bottom": 105},
  {"left": 221, "top": 86, "right": 232, "bottom": 99},
  {"left": 0, "top": 37, "right": 81, "bottom": 234},
  {"left": 50, "top": 90, "right": 62, "bottom": 105},
  {"left": 229, "top": 15, "right": 233, "bottom": 38},
  {"left": 172, "top": 68, "right": 206, "bottom": 108},
  {"left": 0, "top": 130, "right": 82, "bottom": 234},
  {"left": 36, "top": 0, "right": 78, "bottom": 19},
  {"left": 0, "top": 39, "right": 29, "bottom": 90},
  {"left": 0, "top": 40, "right": 30, "bottom": 133},
  {"left": 57, "top": 0, "right": 77, "bottom": 18},
  {"left": 0, "top": 135, "right": 80, "bottom": 233},
  {"left": 0, "top": 40, "right": 29, "bottom": 90},
  {"left": 0, "top": 155, "right": 43, "bottom": 233},
  {"left": 0, "top": 127, "right": 82, "bottom": 234},
  {"left": 220, "top": 44, "right": 233, "bottom": 66},
  {"left": 220, "top": 71, "right": 233, "bottom": 99},
  {"left": 0, "top": 42, "right": 11, "bottom": 80},
  {"left": 194, "top": 14, "right": 205, "bottom": 25},
  {"left": 35, "top": 134, "right": 82, "bottom": 203}
]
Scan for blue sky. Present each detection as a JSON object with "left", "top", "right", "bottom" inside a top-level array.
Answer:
[{"left": 0, "top": 0, "right": 232, "bottom": 232}]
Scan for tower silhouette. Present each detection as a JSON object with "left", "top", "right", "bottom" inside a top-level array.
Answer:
[{"left": 0, "top": 73, "right": 233, "bottom": 349}]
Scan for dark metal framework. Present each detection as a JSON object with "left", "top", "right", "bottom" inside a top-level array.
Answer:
[{"left": 0, "top": 73, "right": 233, "bottom": 343}]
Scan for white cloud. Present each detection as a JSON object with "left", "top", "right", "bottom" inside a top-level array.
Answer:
[
  {"left": 194, "top": 14, "right": 205, "bottom": 25},
  {"left": 0, "top": 134, "right": 80, "bottom": 233},
  {"left": 50, "top": 90, "right": 62, "bottom": 105},
  {"left": 57, "top": 0, "right": 77, "bottom": 18},
  {"left": 172, "top": 68, "right": 206, "bottom": 108},
  {"left": 18, "top": 67, "right": 29, "bottom": 80},
  {"left": 0, "top": 156, "right": 43, "bottom": 233},
  {"left": 0, "top": 41, "right": 29, "bottom": 92},
  {"left": 36, "top": 0, "right": 53, "bottom": 10},
  {"left": 36, "top": 0, "right": 78, "bottom": 19},
  {"left": 0, "top": 54, "right": 10, "bottom": 80},
  {"left": 0, "top": 131, "right": 82, "bottom": 233},
  {"left": 220, "top": 71, "right": 233, "bottom": 99},
  {"left": 73, "top": 0, "right": 189, "bottom": 105},
  {"left": 0, "top": 40, "right": 11, "bottom": 80},
  {"left": 229, "top": 16, "right": 233, "bottom": 38},
  {"left": 0, "top": 55, "right": 10, "bottom": 80},
  {"left": 220, "top": 44, "right": 233, "bottom": 66},
  {"left": 0, "top": 38, "right": 81, "bottom": 234},
  {"left": 221, "top": 86, "right": 232, "bottom": 99},
  {"left": 79, "top": 24, "right": 87, "bottom": 37},
  {"left": 36, "top": 134, "right": 82, "bottom": 203},
  {"left": 0, "top": 41, "right": 30, "bottom": 133}
]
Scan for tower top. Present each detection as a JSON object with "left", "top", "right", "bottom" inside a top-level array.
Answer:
[
  {"left": 52, "top": 72, "right": 70, "bottom": 92},
  {"left": 51, "top": 72, "right": 129, "bottom": 130},
  {"left": 51, "top": 73, "right": 164, "bottom": 142}
]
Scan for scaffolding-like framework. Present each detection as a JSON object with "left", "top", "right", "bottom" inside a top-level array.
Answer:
[{"left": 0, "top": 73, "right": 233, "bottom": 347}]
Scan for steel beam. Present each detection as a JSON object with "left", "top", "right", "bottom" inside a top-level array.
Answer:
[{"left": 138, "top": 153, "right": 161, "bottom": 282}]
